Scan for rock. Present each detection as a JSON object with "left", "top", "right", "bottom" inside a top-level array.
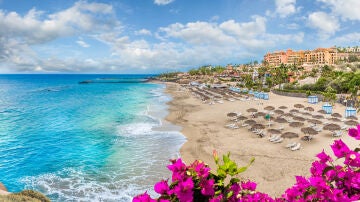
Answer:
[{"left": 0, "top": 182, "right": 7, "bottom": 192}]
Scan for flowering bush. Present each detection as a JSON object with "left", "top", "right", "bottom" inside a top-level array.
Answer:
[{"left": 134, "top": 125, "right": 360, "bottom": 202}]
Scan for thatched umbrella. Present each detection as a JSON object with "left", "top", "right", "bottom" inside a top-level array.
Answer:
[
  {"left": 290, "top": 109, "right": 299, "bottom": 113},
  {"left": 274, "top": 117, "right": 287, "bottom": 123},
  {"left": 289, "top": 122, "right": 304, "bottom": 127},
  {"left": 304, "top": 106, "right": 314, "bottom": 112},
  {"left": 331, "top": 113, "right": 342, "bottom": 118},
  {"left": 301, "top": 127, "right": 318, "bottom": 135},
  {"left": 301, "top": 112, "right": 312, "bottom": 116},
  {"left": 318, "top": 110, "right": 327, "bottom": 114},
  {"left": 268, "top": 129, "right": 281, "bottom": 134},
  {"left": 312, "top": 114, "right": 324, "bottom": 119},
  {"left": 274, "top": 109, "right": 284, "bottom": 114},
  {"left": 294, "top": 104, "right": 304, "bottom": 108},
  {"left": 247, "top": 108, "right": 258, "bottom": 113},
  {"left": 255, "top": 112, "right": 266, "bottom": 117},
  {"left": 308, "top": 119, "right": 322, "bottom": 125},
  {"left": 237, "top": 115, "right": 248, "bottom": 121},
  {"left": 345, "top": 120, "right": 359, "bottom": 126},
  {"left": 279, "top": 106, "right": 288, "bottom": 109},
  {"left": 227, "top": 112, "right": 238, "bottom": 117},
  {"left": 323, "top": 123, "right": 341, "bottom": 131},
  {"left": 251, "top": 124, "right": 265, "bottom": 130},
  {"left": 264, "top": 106, "right": 275, "bottom": 111},
  {"left": 281, "top": 132, "right": 299, "bottom": 139},
  {"left": 244, "top": 119, "right": 257, "bottom": 126},
  {"left": 328, "top": 117, "right": 341, "bottom": 122},
  {"left": 347, "top": 116, "right": 358, "bottom": 120},
  {"left": 284, "top": 112, "right": 294, "bottom": 117},
  {"left": 293, "top": 116, "right": 306, "bottom": 122}
]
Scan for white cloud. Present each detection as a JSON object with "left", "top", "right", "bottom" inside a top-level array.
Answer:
[
  {"left": 307, "top": 12, "right": 339, "bottom": 37},
  {"left": 275, "top": 0, "right": 298, "bottom": 18},
  {"left": 135, "top": 29, "right": 152, "bottom": 36},
  {"left": 332, "top": 32, "right": 360, "bottom": 45},
  {"left": 317, "top": 0, "right": 360, "bottom": 21},
  {"left": 76, "top": 39, "right": 90, "bottom": 48},
  {"left": 154, "top": 0, "right": 175, "bottom": 5}
]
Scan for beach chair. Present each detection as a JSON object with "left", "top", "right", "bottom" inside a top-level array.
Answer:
[
  {"left": 278, "top": 126, "right": 285, "bottom": 130},
  {"left": 291, "top": 143, "right": 301, "bottom": 151},
  {"left": 258, "top": 132, "right": 266, "bottom": 138},
  {"left": 340, "top": 125, "right": 348, "bottom": 130},
  {"left": 273, "top": 137, "right": 284, "bottom": 143},
  {"left": 286, "top": 142, "right": 297, "bottom": 148},
  {"left": 333, "top": 131, "right": 342, "bottom": 137},
  {"left": 241, "top": 123, "right": 249, "bottom": 127},
  {"left": 269, "top": 135, "right": 280, "bottom": 142}
]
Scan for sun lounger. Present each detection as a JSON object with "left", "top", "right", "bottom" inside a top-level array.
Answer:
[
  {"left": 258, "top": 132, "right": 266, "bottom": 138},
  {"left": 291, "top": 143, "right": 301, "bottom": 151},
  {"left": 333, "top": 131, "right": 342, "bottom": 137},
  {"left": 241, "top": 123, "right": 249, "bottom": 127},
  {"left": 273, "top": 137, "right": 284, "bottom": 143},
  {"left": 269, "top": 135, "right": 280, "bottom": 142},
  {"left": 341, "top": 125, "right": 348, "bottom": 130},
  {"left": 286, "top": 142, "right": 297, "bottom": 148},
  {"left": 278, "top": 126, "right": 285, "bottom": 130}
]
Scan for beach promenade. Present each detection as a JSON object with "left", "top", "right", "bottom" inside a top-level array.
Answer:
[{"left": 164, "top": 82, "right": 358, "bottom": 197}]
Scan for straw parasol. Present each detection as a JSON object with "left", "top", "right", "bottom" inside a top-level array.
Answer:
[
  {"left": 323, "top": 123, "right": 341, "bottom": 131},
  {"left": 293, "top": 116, "right": 306, "bottom": 121},
  {"left": 281, "top": 132, "right": 299, "bottom": 139},
  {"left": 328, "top": 117, "right": 341, "bottom": 122},
  {"left": 283, "top": 112, "right": 294, "bottom": 117},
  {"left": 247, "top": 108, "right": 258, "bottom": 113},
  {"left": 294, "top": 104, "right": 304, "bottom": 108},
  {"left": 345, "top": 120, "right": 358, "bottom": 126},
  {"left": 264, "top": 106, "right": 275, "bottom": 111},
  {"left": 290, "top": 109, "right": 299, "bottom": 113},
  {"left": 312, "top": 114, "right": 324, "bottom": 119},
  {"left": 251, "top": 124, "right": 265, "bottom": 130},
  {"left": 255, "top": 112, "right": 266, "bottom": 117},
  {"left": 237, "top": 115, "right": 248, "bottom": 121},
  {"left": 307, "top": 119, "right": 322, "bottom": 125},
  {"left": 279, "top": 106, "right": 288, "bottom": 109},
  {"left": 227, "top": 112, "right": 238, "bottom": 117},
  {"left": 304, "top": 106, "right": 314, "bottom": 112},
  {"left": 301, "top": 112, "right": 312, "bottom": 116},
  {"left": 318, "top": 109, "right": 327, "bottom": 114},
  {"left": 347, "top": 116, "right": 358, "bottom": 120},
  {"left": 244, "top": 119, "right": 257, "bottom": 126},
  {"left": 331, "top": 113, "right": 342, "bottom": 118},
  {"left": 268, "top": 129, "right": 281, "bottom": 134},
  {"left": 274, "top": 117, "right": 287, "bottom": 123},
  {"left": 301, "top": 127, "right": 318, "bottom": 135},
  {"left": 289, "top": 122, "right": 304, "bottom": 127},
  {"left": 274, "top": 109, "right": 284, "bottom": 114}
]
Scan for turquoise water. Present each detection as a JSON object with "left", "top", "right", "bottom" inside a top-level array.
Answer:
[{"left": 0, "top": 74, "right": 186, "bottom": 201}]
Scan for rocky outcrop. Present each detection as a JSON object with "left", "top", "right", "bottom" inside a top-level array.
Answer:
[{"left": 0, "top": 183, "right": 50, "bottom": 202}]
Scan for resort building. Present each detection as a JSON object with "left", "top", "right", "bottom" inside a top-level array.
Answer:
[{"left": 264, "top": 46, "right": 359, "bottom": 67}]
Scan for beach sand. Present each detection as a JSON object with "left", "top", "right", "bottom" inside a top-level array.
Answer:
[{"left": 164, "top": 82, "right": 358, "bottom": 197}]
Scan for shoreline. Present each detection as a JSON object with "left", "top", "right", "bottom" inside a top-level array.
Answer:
[{"left": 163, "top": 82, "right": 358, "bottom": 197}]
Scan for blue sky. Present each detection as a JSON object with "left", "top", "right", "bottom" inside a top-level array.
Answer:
[{"left": 0, "top": 0, "right": 359, "bottom": 73}]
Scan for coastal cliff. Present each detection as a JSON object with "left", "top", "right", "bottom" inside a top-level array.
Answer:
[{"left": 0, "top": 182, "right": 50, "bottom": 202}]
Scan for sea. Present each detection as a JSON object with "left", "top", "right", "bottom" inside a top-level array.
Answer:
[{"left": 0, "top": 74, "right": 186, "bottom": 201}]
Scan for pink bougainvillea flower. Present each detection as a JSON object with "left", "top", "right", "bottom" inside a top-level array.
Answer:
[
  {"left": 348, "top": 125, "right": 360, "bottom": 140},
  {"left": 209, "top": 194, "right": 223, "bottom": 202},
  {"left": 154, "top": 180, "right": 169, "bottom": 195},
  {"left": 132, "top": 192, "right": 155, "bottom": 202},
  {"left": 173, "top": 177, "right": 194, "bottom": 202},
  {"left": 316, "top": 149, "right": 332, "bottom": 163},
  {"left": 190, "top": 160, "right": 210, "bottom": 179},
  {"left": 241, "top": 180, "right": 257, "bottom": 191},
  {"left": 167, "top": 158, "right": 187, "bottom": 181},
  {"left": 331, "top": 139, "right": 351, "bottom": 158},
  {"left": 200, "top": 179, "right": 215, "bottom": 196},
  {"left": 344, "top": 151, "right": 360, "bottom": 167}
]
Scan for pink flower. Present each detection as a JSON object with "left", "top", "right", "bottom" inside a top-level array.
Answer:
[
  {"left": 200, "top": 179, "right": 215, "bottom": 196},
  {"left": 167, "top": 158, "right": 187, "bottom": 181},
  {"left": 190, "top": 160, "right": 210, "bottom": 179},
  {"left": 209, "top": 194, "right": 223, "bottom": 202},
  {"left": 348, "top": 125, "right": 360, "bottom": 140},
  {"left": 154, "top": 180, "right": 169, "bottom": 195},
  {"left": 310, "top": 161, "right": 326, "bottom": 176},
  {"left": 331, "top": 139, "right": 351, "bottom": 158},
  {"left": 173, "top": 177, "right": 194, "bottom": 202},
  {"left": 133, "top": 192, "right": 155, "bottom": 202},
  {"left": 344, "top": 151, "right": 360, "bottom": 167},
  {"left": 241, "top": 180, "right": 257, "bottom": 191},
  {"left": 316, "top": 149, "right": 332, "bottom": 163}
]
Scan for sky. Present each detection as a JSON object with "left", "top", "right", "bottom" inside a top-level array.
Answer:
[{"left": 0, "top": 0, "right": 359, "bottom": 73}]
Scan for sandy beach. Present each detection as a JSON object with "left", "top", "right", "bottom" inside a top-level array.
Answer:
[{"left": 164, "top": 82, "right": 358, "bottom": 197}]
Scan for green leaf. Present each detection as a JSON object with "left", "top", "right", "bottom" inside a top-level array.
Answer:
[
  {"left": 237, "top": 166, "right": 248, "bottom": 173},
  {"left": 226, "top": 191, "right": 234, "bottom": 198},
  {"left": 230, "top": 178, "right": 240, "bottom": 183}
]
